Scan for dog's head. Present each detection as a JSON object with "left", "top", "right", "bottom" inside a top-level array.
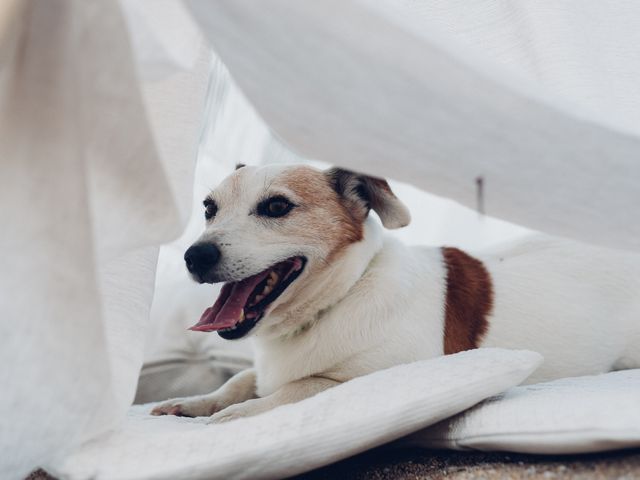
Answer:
[{"left": 185, "top": 164, "right": 410, "bottom": 339}]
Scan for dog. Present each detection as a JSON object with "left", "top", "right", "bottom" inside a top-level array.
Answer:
[{"left": 152, "top": 164, "right": 640, "bottom": 423}]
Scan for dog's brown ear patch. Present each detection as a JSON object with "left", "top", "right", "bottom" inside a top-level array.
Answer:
[{"left": 442, "top": 247, "right": 493, "bottom": 354}]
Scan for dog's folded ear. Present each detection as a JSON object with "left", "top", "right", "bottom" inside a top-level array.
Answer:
[{"left": 325, "top": 168, "right": 411, "bottom": 229}]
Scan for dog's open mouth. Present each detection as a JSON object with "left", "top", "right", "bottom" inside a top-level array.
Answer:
[{"left": 189, "top": 257, "right": 306, "bottom": 339}]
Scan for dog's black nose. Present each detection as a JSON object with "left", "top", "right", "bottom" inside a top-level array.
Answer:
[{"left": 184, "top": 244, "right": 220, "bottom": 278}]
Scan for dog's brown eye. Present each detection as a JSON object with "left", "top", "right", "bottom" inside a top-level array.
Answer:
[
  {"left": 203, "top": 199, "right": 218, "bottom": 220},
  {"left": 257, "top": 196, "right": 295, "bottom": 218}
]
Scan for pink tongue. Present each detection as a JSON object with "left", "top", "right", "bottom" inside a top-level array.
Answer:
[{"left": 189, "top": 270, "right": 270, "bottom": 332}]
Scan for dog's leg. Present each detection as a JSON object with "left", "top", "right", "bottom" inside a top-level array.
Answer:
[
  {"left": 208, "top": 376, "right": 339, "bottom": 423},
  {"left": 151, "top": 368, "right": 257, "bottom": 417}
]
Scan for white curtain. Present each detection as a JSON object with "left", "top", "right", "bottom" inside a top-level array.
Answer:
[
  {"left": 0, "top": 1, "right": 209, "bottom": 478},
  {"left": 3, "top": 1, "right": 640, "bottom": 478}
]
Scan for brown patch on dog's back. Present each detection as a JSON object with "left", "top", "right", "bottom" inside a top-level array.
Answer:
[{"left": 442, "top": 247, "right": 493, "bottom": 354}]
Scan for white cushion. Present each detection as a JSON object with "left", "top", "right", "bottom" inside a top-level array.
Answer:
[
  {"left": 50, "top": 348, "right": 541, "bottom": 480},
  {"left": 408, "top": 369, "right": 640, "bottom": 454}
]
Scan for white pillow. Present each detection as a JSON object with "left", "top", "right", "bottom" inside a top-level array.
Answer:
[
  {"left": 49, "top": 348, "right": 541, "bottom": 480},
  {"left": 408, "top": 369, "right": 640, "bottom": 454}
]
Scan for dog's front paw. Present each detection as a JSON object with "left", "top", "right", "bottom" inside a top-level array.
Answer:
[
  {"left": 151, "top": 395, "right": 223, "bottom": 418},
  {"left": 207, "top": 406, "right": 245, "bottom": 424},
  {"left": 150, "top": 399, "right": 184, "bottom": 416},
  {"left": 207, "top": 399, "right": 267, "bottom": 424}
]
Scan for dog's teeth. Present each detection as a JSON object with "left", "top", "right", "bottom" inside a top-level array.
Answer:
[
  {"left": 255, "top": 294, "right": 264, "bottom": 303},
  {"left": 263, "top": 285, "right": 273, "bottom": 295},
  {"left": 268, "top": 272, "right": 279, "bottom": 285},
  {"left": 239, "top": 310, "right": 245, "bottom": 322}
]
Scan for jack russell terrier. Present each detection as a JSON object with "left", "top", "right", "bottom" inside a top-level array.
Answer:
[{"left": 152, "top": 164, "right": 640, "bottom": 423}]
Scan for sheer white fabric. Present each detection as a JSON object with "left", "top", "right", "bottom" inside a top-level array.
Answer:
[
  {"left": 0, "top": 1, "right": 208, "bottom": 478},
  {"left": 187, "top": 0, "right": 640, "bottom": 252}
]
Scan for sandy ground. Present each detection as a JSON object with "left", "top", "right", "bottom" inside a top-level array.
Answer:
[
  {"left": 293, "top": 447, "right": 640, "bottom": 480},
  {"left": 27, "top": 448, "right": 640, "bottom": 479}
]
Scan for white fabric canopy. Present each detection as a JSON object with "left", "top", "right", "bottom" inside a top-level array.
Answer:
[
  {"left": 2, "top": 1, "right": 640, "bottom": 478},
  {"left": 187, "top": 0, "right": 640, "bottom": 252}
]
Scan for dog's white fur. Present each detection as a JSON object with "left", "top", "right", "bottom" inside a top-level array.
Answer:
[{"left": 152, "top": 164, "right": 640, "bottom": 423}]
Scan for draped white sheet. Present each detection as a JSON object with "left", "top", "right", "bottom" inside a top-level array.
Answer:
[
  {"left": 0, "top": 1, "right": 209, "bottom": 478},
  {"left": 3, "top": 1, "right": 640, "bottom": 478},
  {"left": 187, "top": 0, "right": 640, "bottom": 252}
]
